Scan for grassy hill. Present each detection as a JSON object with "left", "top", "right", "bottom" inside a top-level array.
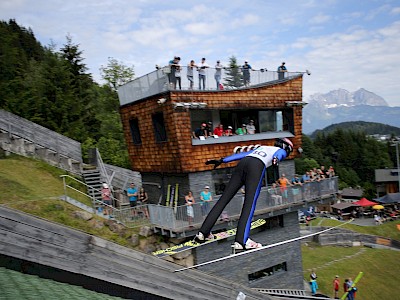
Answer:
[
  {"left": 0, "top": 154, "right": 139, "bottom": 247},
  {"left": 1, "top": 154, "right": 399, "bottom": 299}
]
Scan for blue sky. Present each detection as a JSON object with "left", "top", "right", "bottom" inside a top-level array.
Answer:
[{"left": 1, "top": 0, "right": 400, "bottom": 106}]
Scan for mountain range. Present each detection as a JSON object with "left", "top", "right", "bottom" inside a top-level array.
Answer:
[{"left": 302, "top": 88, "right": 400, "bottom": 134}]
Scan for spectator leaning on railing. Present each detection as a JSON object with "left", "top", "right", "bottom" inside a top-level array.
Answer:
[
  {"left": 225, "top": 126, "right": 233, "bottom": 136},
  {"left": 246, "top": 120, "right": 256, "bottom": 134},
  {"left": 213, "top": 123, "right": 225, "bottom": 137},
  {"left": 215, "top": 60, "right": 223, "bottom": 90},
  {"left": 236, "top": 124, "right": 247, "bottom": 135},
  {"left": 187, "top": 60, "right": 197, "bottom": 89},
  {"left": 197, "top": 58, "right": 209, "bottom": 90}
]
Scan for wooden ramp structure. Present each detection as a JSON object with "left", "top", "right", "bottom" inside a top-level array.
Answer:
[
  {"left": 0, "top": 206, "right": 269, "bottom": 300},
  {"left": 0, "top": 109, "right": 82, "bottom": 174}
]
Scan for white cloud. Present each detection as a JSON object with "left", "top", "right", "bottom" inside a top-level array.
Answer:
[
  {"left": 390, "top": 7, "right": 400, "bottom": 15},
  {"left": 309, "top": 13, "right": 331, "bottom": 24},
  {"left": 231, "top": 13, "right": 261, "bottom": 28}
]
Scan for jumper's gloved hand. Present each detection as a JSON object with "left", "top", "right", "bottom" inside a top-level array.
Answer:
[
  {"left": 272, "top": 156, "right": 279, "bottom": 166},
  {"left": 205, "top": 158, "right": 223, "bottom": 169}
]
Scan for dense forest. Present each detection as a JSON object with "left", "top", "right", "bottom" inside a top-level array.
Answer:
[
  {"left": 1, "top": 19, "right": 398, "bottom": 200},
  {"left": 0, "top": 19, "right": 133, "bottom": 168}
]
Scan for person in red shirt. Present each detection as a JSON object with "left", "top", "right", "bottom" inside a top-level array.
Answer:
[
  {"left": 213, "top": 123, "right": 225, "bottom": 136},
  {"left": 333, "top": 275, "right": 340, "bottom": 299},
  {"left": 225, "top": 126, "right": 233, "bottom": 136}
]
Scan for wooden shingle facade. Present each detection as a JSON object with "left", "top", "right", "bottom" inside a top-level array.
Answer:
[{"left": 119, "top": 75, "right": 304, "bottom": 175}]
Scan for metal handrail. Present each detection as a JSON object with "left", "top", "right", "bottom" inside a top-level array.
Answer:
[
  {"left": 118, "top": 67, "right": 305, "bottom": 105},
  {"left": 148, "top": 177, "right": 339, "bottom": 232},
  {"left": 95, "top": 148, "right": 113, "bottom": 192},
  {"left": 60, "top": 174, "right": 121, "bottom": 208},
  {"left": 59, "top": 174, "right": 338, "bottom": 231},
  {"left": 60, "top": 174, "right": 151, "bottom": 228}
]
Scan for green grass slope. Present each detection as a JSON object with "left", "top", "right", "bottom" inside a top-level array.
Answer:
[
  {"left": 0, "top": 155, "right": 138, "bottom": 246},
  {"left": 302, "top": 244, "right": 400, "bottom": 300}
]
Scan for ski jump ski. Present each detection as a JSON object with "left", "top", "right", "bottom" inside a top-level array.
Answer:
[
  {"left": 175, "top": 218, "right": 354, "bottom": 272},
  {"left": 153, "top": 219, "right": 266, "bottom": 258}
]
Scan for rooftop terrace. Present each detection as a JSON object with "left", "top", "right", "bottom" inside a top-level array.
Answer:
[{"left": 117, "top": 67, "right": 306, "bottom": 106}]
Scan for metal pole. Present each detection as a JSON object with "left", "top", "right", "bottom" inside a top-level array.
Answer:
[{"left": 396, "top": 141, "right": 400, "bottom": 192}]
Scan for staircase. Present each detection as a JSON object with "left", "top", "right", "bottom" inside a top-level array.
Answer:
[{"left": 82, "top": 168, "right": 103, "bottom": 205}]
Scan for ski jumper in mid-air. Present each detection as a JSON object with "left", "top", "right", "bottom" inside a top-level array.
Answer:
[{"left": 194, "top": 138, "right": 293, "bottom": 250}]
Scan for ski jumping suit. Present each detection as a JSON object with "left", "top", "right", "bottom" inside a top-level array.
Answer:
[{"left": 199, "top": 145, "right": 289, "bottom": 246}]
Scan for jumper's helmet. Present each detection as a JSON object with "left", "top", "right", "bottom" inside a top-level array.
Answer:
[{"left": 274, "top": 138, "right": 293, "bottom": 156}]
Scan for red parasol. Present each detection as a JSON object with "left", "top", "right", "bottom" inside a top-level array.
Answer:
[{"left": 353, "top": 197, "right": 378, "bottom": 207}]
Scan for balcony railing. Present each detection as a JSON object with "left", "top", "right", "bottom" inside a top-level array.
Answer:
[
  {"left": 60, "top": 174, "right": 337, "bottom": 232},
  {"left": 148, "top": 177, "right": 338, "bottom": 233},
  {"left": 118, "top": 67, "right": 304, "bottom": 106}
]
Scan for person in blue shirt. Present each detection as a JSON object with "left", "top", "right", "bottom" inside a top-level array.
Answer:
[
  {"left": 195, "top": 138, "right": 293, "bottom": 250},
  {"left": 200, "top": 186, "right": 213, "bottom": 216},
  {"left": 127, "top": 182, "right": 138, "bottom": 217}
]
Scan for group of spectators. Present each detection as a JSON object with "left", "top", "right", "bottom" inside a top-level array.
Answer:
[
  {"left": 268, "top": 165, "right": 335, "bottom": 206},
  {"left": 185, "top": 186, "right": 214, "bottom": 227},
  {"left": 301, "top": 165, "right": 336, "bottom": 183},
  {"left": 311, "top": 271, "right": 358, "bottom": 299},
  {"left": 100, "top": 182, "right": 150, "bottom": 219},
  {"left": 160, "top": 56, "right": 288, "bottom": 90},
  {"left": 192, "top": 120, "right": 256, "bottom": 139}
]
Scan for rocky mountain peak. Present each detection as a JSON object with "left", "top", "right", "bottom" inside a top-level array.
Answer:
[
  {"left": 303, "top": 88, "right": 397, "bottom": 134},
  {"left": 307, "top": 88, "right": 389, "bottom": 107},
  {"left": 352, "top": 88, "right": 388, "bottom": 106}
]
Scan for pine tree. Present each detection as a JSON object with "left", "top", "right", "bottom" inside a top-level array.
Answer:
[{"left": 224, "top": 56, "right": 243, "bottom": 88}]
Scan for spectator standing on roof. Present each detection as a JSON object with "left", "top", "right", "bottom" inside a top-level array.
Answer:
[
  {"left": 187, "top": 60, "right": 197, "bottom": 89},
  {"left": 277, "top": 62, "right": 287, "bottom": 80},
  {"left": 198, "top": 58, "right": 209, "bottom": 90},
  {"left": 168, "top": 56, "right": 180, "bottom": 89},
  {"left": 242, "top": 60, "right": 252, "bottom": 86},
  {"left": 215, "top": 60, "right": 223, "bottom": 90}
]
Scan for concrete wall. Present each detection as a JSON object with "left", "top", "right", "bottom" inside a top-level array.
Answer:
[{"left": 195, "top": 211, "right": 304, "bottom": 290}]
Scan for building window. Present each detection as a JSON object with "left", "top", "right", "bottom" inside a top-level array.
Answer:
[
  {"left": 264, "top": 215, "right": 284, "bottom": 229},
  {"left": 248, "top": 262, "right": 287, "bottom": 283},
  {"left": 129, "top": 118, "right": 142, "bottom": 145},
  {"left": 191, "top": 108, "right": 294, "bottom": 136},
  {"left": 152, "top": 112, "right": 167, "bottom": 142}
]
